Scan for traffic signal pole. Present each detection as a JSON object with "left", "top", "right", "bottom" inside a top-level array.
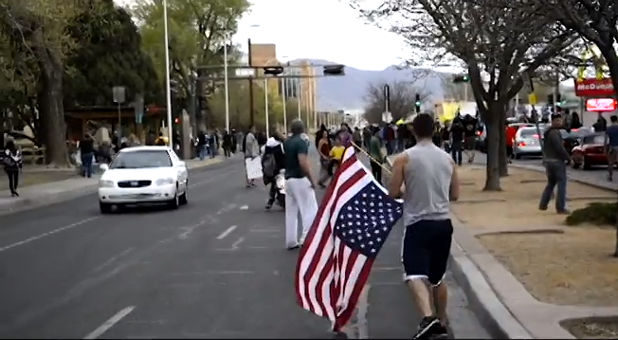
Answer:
[{"left": 248, "top": 38, "right": 254, "bottom": 128}]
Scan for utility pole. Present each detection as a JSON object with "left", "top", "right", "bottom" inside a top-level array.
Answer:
[
  {"left": 248, "top": 38, "right": 254, "bottom": 128},
  {"left": 224, "top": 37, "right": 230, "bottom": 133},
  {"left": 163, "top": 0, "right": 173, "bottom": 149},
  {"left": 264, "top": 78, "right": 269, "bottom": 138},
  {"left": 297, "top": 79, "right": 302, "bottom": 120},
  {"left": 281, "top": 77, "right": 287, "bottom": 134}
]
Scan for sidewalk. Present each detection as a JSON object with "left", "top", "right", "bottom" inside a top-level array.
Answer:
[
  {"left": 385, "top": 156, "right": 618, "bottom": 339},
  {"left": 0, "top": 156, "right": 225, "bottom": 216}
]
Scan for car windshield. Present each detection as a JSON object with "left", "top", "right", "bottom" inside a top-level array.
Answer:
[
  {"left": 110, "top": 150, "right": 172, "bottom": 169},
  {"left": 583, "top": 135, "right": 605, "bottom": 145}
]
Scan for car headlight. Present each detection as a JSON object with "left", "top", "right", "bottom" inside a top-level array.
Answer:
[
  {"left": 156, "top": 178, "right": 175, "bottom": 186},
  {"left": 99, "top": 180, "right": 114, "bottom": 188}
]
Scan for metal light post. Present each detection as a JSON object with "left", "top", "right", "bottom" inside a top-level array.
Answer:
[
  {"left": 297, "top": 78, "right": 302, "bottom": 120},
  {"left": 264, "top": 77, "right": 269, "bottom": 138},
  {"left": 223, "top": 35, "right": 230, "bottom": 133},
  {"left": 281, "top": 77, "right": 287, "bottom": 135},
  {"left": 163, "top": 0, "right": 173, "bottom": 149}
]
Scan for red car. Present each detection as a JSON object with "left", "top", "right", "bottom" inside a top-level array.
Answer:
[{"left": 571, "top": 133, "right": 607, "bottom": 170}]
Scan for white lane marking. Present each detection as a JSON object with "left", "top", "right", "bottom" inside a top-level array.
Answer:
[
  {"left": 216, "top": 225, "right": 237, "bottom": 240},
  {"left": 0, "top": 217, "right": 100, "bottom": 253},
  {"left": 239, "top": 205, "right": 249, "bottom": 210},
  {"left": 231, "top": 237, "right": 244, "bottom": 249},
  {"left": 93, "top": 247, "right": 135, "bottom": 273},
  {"left": 83, "top": 305, "right": 135, "bottom": 339},
  {"left": 213, "top": 237, "right": 245, "bottom": 252},
  {"left": 216, "top": 203, "right": 238, "bottom": 215}
]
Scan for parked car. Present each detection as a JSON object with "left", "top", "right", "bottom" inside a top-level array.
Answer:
[
  {"left": 98, "top": 146, "right": 189, "bottom": 213},
  {"left": 560, "top": 127, "right": 593, "bottom": 154},
  {"left": 571, "top": 134, "right": 607, "bottom": 170},
  {"left": 513, "top": 127, "right": 543, "bottom": 159}
]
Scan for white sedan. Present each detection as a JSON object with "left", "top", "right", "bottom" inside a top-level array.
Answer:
[{"left": 98, "top": 146, "right": 189, "bottom": 213}]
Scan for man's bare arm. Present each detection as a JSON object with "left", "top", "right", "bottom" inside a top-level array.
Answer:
[
  {"left": 450, "top": 160, "right": 460, "bottom": 202},
  {"left": 298, "top": 153, "right": 315, "bottom": 187},
  {"left": 388, "top": 154, "right": 407, "bottom": 199}
]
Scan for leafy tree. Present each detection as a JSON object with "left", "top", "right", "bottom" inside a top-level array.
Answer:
[
  {"left": 353, "top": 0, "right": 577, "bottom": 190},
  {"left": 64, "top": 0, "right": 161, "bottom": 108},
  {"left": 132, "top": 0, "right": 249, "bottom": 133},
  {"left": 0, "top": 0, "right": 90, "bottom": 167}
]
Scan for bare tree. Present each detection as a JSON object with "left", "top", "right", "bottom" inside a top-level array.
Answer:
[
  {"left": 352, "top": 0, "right": 577, "bottom": 190},
  {"left": 363, "top": 81, "right": 429, "bottom": 124},
  {"left": 525, "top": 1, "right": 618, "bottom": 95}
]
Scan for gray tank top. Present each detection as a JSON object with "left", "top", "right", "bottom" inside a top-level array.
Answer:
[{"left": 402, "top": 141, "right": 453, "bottom": 226}]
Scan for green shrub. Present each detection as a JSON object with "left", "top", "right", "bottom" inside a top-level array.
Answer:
[{"left": 566, "top": 202, "right": 618, "bottom": 226}]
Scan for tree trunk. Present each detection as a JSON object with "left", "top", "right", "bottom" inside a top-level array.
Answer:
[
  {"left": 36, "top": 45, "right": 70, "bottom": 167},
  {"left": 484, "top": 102, "right": 503, "bottom": 191},
  {"left": 195, "top": 70, "right": 207, "bottom": 132},
  {"left": 499, "top": 111, "right": 508, "bottom": 177},
  {"left": 598, "top": 43, "right": 618, "bottom": 258}
]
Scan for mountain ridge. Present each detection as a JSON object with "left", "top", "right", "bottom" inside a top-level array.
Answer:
[{"left": 291, "top": 58, "right": 450, "bottom": 112}]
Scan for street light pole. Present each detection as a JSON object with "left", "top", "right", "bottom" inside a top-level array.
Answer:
[
  {"left": 163, "top": 0, "right": 173, "bottom": 149},
  {"left": 297, "top": 78, "right": 302, "bottom": 120},
  {"left": 224, "top": 35, "right": 230, "bottom": 133},
  {"left": 264, "top": 77, "right": 269, "bottom": 138},
  {"left": 281, "top": 77, "right": 287, "bottom": 135}
]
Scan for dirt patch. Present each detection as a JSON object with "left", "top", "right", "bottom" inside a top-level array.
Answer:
[
  {"left": 562, "top": 317, "right": 618, "bottom": 339},
  {"left": 452, "top": 166, "right": 616, "bottom": 229},
  {"left": 454, "top": 166, "right": 618, "bottom": 307},
  {"left": 479, "top": 228, "right": 618, "bottom": 306}
]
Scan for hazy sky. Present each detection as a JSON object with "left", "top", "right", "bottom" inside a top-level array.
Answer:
[{"left": 113, "top": 0, "right": 411, "bottom": 70}]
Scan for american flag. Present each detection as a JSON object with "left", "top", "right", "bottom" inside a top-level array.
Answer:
[{"left": 295, "top": 147, "right": 403, "bottom": 332}]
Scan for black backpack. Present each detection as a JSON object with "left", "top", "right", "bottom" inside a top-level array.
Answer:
[{"left": 262, "top": 152, "right": 277, "bottom": 179}]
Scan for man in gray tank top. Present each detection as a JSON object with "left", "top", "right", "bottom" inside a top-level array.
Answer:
[{"left": 389, "top": 113, "right": 460, "bottom": 339}]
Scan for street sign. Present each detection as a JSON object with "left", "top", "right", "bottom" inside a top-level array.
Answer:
[
  {"left": 586, "top": 98, "right": 617, "bottom": 112},
  {"left": 382, "top": 111, "right": 392, "bottom": 123},
  {"left": 528, "top": 93, "right": 538, "bottom": 105},
  {"left": 574, "top": 78, "right": 615, "bottom": 97},
  {"left": 113, "top": 86, "right": 126, "bottom": 104}
]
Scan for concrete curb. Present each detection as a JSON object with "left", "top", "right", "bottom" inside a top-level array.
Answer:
[
  {"left": 449, "top": 246, "right": 533, "bottom": 339},
  {"left": 0, "top": 157, "right": 224, "bottom": 216}
]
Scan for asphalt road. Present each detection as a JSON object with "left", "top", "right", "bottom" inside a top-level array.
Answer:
[{"left": 0, "top": 154, "right": 490, "bottom": 339}]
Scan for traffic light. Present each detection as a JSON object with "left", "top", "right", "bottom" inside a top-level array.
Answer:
[
  {"left": 415, "top": 94, "right": 421, "bottom": 113},
  {"left": 453, "top": 74, "right": 470, "bottom": 83},
  {"left": 547, "top": 94, "right": 554, "bottom": 105},
  {"left": 174, "top": 117, "right": 180, "bottom": 124},
  {"left": 323, "top": 64, "right": 345, "bottom": 76},
  {"left": 263, "top": 66, "right": 284, "bottom": 76}
]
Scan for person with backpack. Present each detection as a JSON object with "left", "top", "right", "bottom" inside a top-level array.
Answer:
[
  {"left": 3, "top": 140, "right": 23, "bottom": 197},
  {"left": 262, "top": 132, "right": 286, "bottom": 210}
]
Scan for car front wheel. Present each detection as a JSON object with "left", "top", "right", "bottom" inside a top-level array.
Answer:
[
  {"left": 179, "top": 183, "right": 188, "bottom": 205},
  {"left": 168, "top": 186, "right": 180, "bottom": 209},
  {"left": 100, "top": 202, "right": 112, "bottom": 214}
]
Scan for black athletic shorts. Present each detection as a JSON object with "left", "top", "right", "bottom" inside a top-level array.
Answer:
[{"left": 401, "top": 219, "right": 453, "bottom": 285}]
